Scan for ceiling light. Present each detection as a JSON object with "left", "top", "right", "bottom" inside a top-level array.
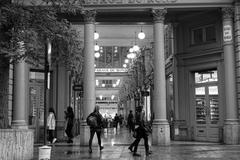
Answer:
[
  {"left": 95, "top": 52, "right": 100, "bottom": 58},
  {"left": 94, "top": 43, "right": 100, "bottom": 51},
  {"left": 138, "top": 26, "right": 145, "bottom": 40},
  {"left": 123, "top": 64, "right": 127, "bottom": 68},
  {"left": 94, "top": 31, "right": 99, "bottom": 40}
]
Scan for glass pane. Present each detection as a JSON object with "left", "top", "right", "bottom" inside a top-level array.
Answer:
[
  {"left": 193, "top": 28, "right": 203, "bottom": 44},
  {"left": 195, "top": 97, "right": 206, "bottom": 124},
  {"left": 209, "top": 85, "right": 219, "bottom": 124},
  {"left": 209, "top": 96, "right": 219, "bottom": 124},
  {"left": 206, "top": 26, "right": 216, "bottom": 42},
  {"left": 195, "top": 87, "right": 205, "bottom": 95},
  {"left": 209, "top": 86, "right": 218, "bottom": 95},
  {"left": 195, "top": 70, "right": 218, "bottom": 83}
]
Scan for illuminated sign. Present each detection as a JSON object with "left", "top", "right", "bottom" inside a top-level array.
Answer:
[
  {"left": 95, "top": 68, "right": 128, "bottom": 72},
  {"left": 85, "top": 0, "right": 177, "bottom": 5}
]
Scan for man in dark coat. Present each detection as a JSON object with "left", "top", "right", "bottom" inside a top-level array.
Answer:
[{"left": 87, "top": 105, "right": 104, "bottom": 153}]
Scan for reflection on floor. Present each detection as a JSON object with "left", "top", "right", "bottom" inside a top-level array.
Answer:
[{"left": 33, "top": 127, "right": 240, "bottom": 160}]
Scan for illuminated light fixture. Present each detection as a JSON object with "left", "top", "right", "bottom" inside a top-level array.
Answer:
[
  {"left": 133, "top": 45, "right": 140, "bottom": 52},
  {"left": 123, "top": 64, "right": 127, "bottom": 68},
  {"left": 111, "top": 95, "right": 115, "bottom": 100},
  {"left": 102, "top": 83, "right": 105, "bottom": 87},
  {"left": 116, "top": 79, "right": 120, "bottom": 85},
  {"left": 94, "top": 43, "right": 100, "bottom": 51},
  {"left": 96, "top": 80, "right": 99, "bottom": 86},
  {"left": 99, "top": 95, "right": 103, "bottom": 100},
  {"left": 94, "top": 31, "right": 99, "bottom": 40},
  {"left": 138, "top": 26, "right": 145, "bottom": 40},
  {"left": 95, "top": 52, "right": 100, "bottom": 58},
  {"left": 133, "top": 32, "right": 140, "bottom": 52},
  {"left": 127, "top": 52, "right": 136, "bottom": 59},
  {"left": 94, "top": 64, "right": 96, "bottom": 67},
  {"left": 124, "top": 59, "right": 129, "bottom": 63},
  {"left": 113, "top": 84, "right": 116, "bottom": 87},
  {"left": 129, "top": 48, "right": 134, "bottom": 53}
]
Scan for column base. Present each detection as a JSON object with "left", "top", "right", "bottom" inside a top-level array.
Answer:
[
  {"left": 80, "top": 121, "right": 99, "bottom": 146},
  {"left": 0, "top": 129, "right": 34, "bottom": 160},
  {"left": 223, "top": 119, "right": 239, "bottom": 144},
  {"left": 152, "top": 119, "right": 170, "bottom": 146},
  {"left": 11, "top": 120, "right": 28, "bottom": 129}
]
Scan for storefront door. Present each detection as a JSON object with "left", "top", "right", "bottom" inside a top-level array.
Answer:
[
  {"left": 194, "top": 70, "right": 221, "bottom": 142},
  {"left": 29, "top": 72, "right": 45, "bottom": 143}
]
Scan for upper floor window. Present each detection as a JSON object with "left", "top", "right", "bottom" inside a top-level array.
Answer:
[{"left": 191, "top": 25, "right": 216, "bottom": 45}]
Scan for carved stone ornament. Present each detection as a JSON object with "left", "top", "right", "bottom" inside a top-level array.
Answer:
[
  {"left": 152, "top": 8, "right": 167, "bottom": 23},
  {"left": 222, "top": 7, "right": 234, "bottom": 20},
  {"left": 81, "top": 10, "right": 96, "bottom": 23}
]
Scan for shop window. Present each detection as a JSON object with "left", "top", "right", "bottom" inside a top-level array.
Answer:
[
  {"left": 191, "top": 25, "right": 216, "bottom": 45},
  {"left": 195, "top": 70, "right": 218, "bottom": 84}
]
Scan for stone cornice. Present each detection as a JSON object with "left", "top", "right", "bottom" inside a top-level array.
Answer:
[
  {"left": 81, "top": 9, "right": 96, "bottom": 23},
  {"left": 152, "top": 8, "right": 167, "bottom": 23},
  {"left": 222, "top": 7, "right": 234, "bottom": 20}
]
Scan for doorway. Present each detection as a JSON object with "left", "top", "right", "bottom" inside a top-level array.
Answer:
[
  {"left": 193, "top": 70, "right": 221, "bottom": 142},
  {"left": 29, "top": 71, "right": 45, "bottom": 142}
]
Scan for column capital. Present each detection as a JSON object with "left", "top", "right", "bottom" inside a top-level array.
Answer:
[
  {"left": 152, "top": 8, "right": 167, "bottom": 23},
  {"left": 222, "top": 7, "right": 234, "bottom": 20},
  {"left": 81, "top": 9, "right": 96, "bottom": 24}
]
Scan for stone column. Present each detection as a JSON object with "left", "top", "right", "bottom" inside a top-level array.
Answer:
[
  {"left": 222, "top": 7, "right": 239, "bottom": 144},
  {"left": 234, "top": 0, "right": 240, "bottom": 144},
  {"left": 151, "top": 8, "right": 170, "bottom": 145},
  {"left": 80, "top": 10, "right": 96, "bottom": 145},
  {"left": 12, "top": 60, "right": 29, "bottom": 129}
]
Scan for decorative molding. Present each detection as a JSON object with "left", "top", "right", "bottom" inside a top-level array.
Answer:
[
  {"left": 152, "top": 8, "right": 167, "bottom": 23},
  {"left": 81, "top": 9, "right": 96, "bottom": 23},
  {"left": 222, "top": 7, "right": 234, "bottom": 20}
]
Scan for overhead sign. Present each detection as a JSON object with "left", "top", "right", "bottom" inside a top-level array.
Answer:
[
  {"left": 95, "top": 68, "right": 128, "bottom": 72},
  {"left": 85, "top": 0, "right": 177, "bottom": 5},
  {"left": 223, "top": 25, "right": 232, "bottom": 42}
]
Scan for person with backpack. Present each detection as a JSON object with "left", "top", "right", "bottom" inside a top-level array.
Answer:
[
  {"left": 87, "top": 105, "right": 104, "bottom": 153},
  {"left": 128, "top": 105, "right": 152, "bottom": 156}
]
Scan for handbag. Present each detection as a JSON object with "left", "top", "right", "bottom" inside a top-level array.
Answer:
[{"left": 132, "top": 129, "right": 137, "bottom": 138}]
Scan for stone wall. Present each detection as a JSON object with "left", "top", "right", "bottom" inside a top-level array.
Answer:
[
  {"left": 0, "top": 129, "right": 34, "bottom": 160},
  {"left": 0, "top": 57, "right": 9, "bottom": 128}
]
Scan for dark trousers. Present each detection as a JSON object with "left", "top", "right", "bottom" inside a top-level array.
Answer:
[
  {"left": 129, "top": 127, "right": 149, "bottom": 153},
  {"left": 65, "top": 124, "right": 73, "bottom": 141},
  {"left": 47, "top": 130, "right": 54, "bottom": 143},
  {"left": 89, "top": 128, "right": 102, "bottom": 149}
]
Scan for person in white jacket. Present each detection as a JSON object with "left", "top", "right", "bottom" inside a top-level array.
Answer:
[{"left": 47, "top": 107, "right": 57, "bottom": 143}]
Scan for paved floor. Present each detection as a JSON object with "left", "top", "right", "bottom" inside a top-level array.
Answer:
[{"left": 33, "top": 127, "right": 240, "bottom": 160}]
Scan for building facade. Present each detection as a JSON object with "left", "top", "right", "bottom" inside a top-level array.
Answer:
[{"left": 1, "top": 0, "right": 240, "bottom": 159}]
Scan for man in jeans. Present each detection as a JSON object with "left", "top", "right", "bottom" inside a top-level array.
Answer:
[{"left": 87, "top": 105, "right": 104, "bottom": 153}]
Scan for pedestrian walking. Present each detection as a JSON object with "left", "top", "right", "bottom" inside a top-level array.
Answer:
[
  {"left": 128, "top": 106, "right": 152, "bottom": 156},
  {"left": 64, "top": 106, "right": 75, "bottom": 143},
  {"left": 87, "top": 105, "right": 104, "bottom": 153},
  {"left": 127, "top": 110, "right": 134, "bottom": 133},
  {"left": 114, "top": 113, "right": 120, "bottom": 130},
  {"left": 47, "top": 107, "right": 57, "bottom": 144}
]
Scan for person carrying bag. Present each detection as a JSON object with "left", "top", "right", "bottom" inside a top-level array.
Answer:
[{"left": 86, "top": 105, "right": 104, "bottom": 153}]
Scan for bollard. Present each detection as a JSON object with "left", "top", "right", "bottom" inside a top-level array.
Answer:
[{"left": 38, "top": 145, "right": 51, "bottom": 160}]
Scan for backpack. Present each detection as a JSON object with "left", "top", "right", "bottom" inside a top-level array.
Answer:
[{"left": 87, "top": 115, "right": 98, "bottom": 128}]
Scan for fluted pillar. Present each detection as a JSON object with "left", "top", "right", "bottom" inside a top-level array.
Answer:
[
  {"left": 151, "top": 8, "right": 170, "bottom": 145},
  {"left": 222, "top": 7, "right": 239, "bottom": 144},
  {"left": 80, "top": 10, "right": 96, "bottom": 145},
  {"left": 12, "top": 60, "right": 29, "bottom": 129},
  {"left": 234, "top": 0, "right": 240, "bottom": 144}
]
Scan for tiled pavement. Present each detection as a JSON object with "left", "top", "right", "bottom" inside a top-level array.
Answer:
[{"left": 33, "top": 127, "right": 240, "bottom": 160}]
